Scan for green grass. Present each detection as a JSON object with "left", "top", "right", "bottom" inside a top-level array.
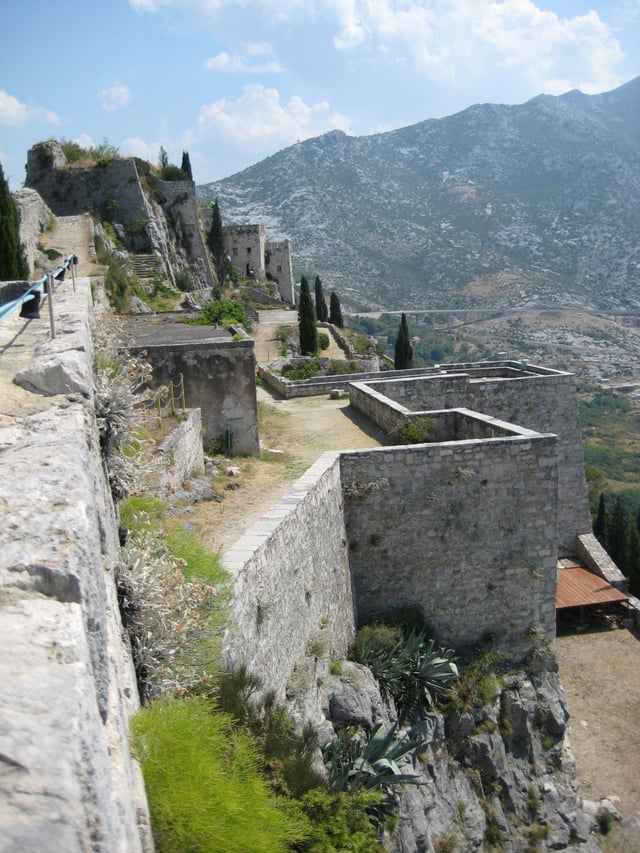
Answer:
[
  {"left": 166, "top": 525, "right": 227, "bottom": 585},
  {"left": 131, "top": 697, "right": 308, "bottom": 852}
]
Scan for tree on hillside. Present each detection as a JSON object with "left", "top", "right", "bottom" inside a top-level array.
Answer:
[
  {"left": 298, "top": 275, "right": 318, "bottom": 356},
  {"left": 0, "top": 162, "right": 28, "bottom": 280},
  {"left": 158, "top": 146, "right": 169, "bottom": 171},
  {"left": 207, "top": 199, "right": 226, "bottom": 293},
  {"left": 594, "top": 492, "right": 607, "bottom": 545},
  {"left": 394, "top": 313, "right": 413, "bottom": 370},
  {"left": 180, "top": 150, "right": 193, "bottom": 180},
  {"left": 314, "top": 275, "right": 328, "bottom": 322},
  {"left": 329, "top": 291, "right": 344, "bottom": 328},
  {"left": 607, "top": 497, "right": 628, "bottom": 569}
]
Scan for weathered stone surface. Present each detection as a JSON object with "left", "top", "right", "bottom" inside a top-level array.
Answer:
[
  {"left": 0, "top": 278, "right": 151, "bottom": 851},
  {"left": 15, "top": 349, "right": 92, "bottom": 396},
  {"left": 323, "top": 661, "right": 394, "bottom": 728}
]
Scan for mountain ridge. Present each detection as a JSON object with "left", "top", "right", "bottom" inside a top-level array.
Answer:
[{"left": 198, "top": 77, "right": 640, "bottom": 313}]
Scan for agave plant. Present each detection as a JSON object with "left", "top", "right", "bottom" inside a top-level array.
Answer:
[
  {"left": 353, "top": 624, "right": 459, "bottom": 720},
  {"left": 324, "top": 722, "right": 424, "bottom": 829}
]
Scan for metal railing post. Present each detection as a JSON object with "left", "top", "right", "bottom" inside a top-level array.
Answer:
[{"left": 46, "top": 273, "right": 56, "bottom": 339}]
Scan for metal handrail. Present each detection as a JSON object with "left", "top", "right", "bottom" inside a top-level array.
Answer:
[{"left": 0, "top": 254, "right": 78, "bottom": 337}]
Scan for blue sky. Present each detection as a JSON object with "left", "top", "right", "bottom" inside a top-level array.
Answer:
[{"left": 1, "top": 0, "right": 639, "bottom": 189}]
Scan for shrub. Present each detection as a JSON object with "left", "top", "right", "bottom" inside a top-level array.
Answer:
[
  {"left": 174, "top": 269, "right": 195, "bottom": 292},
  {"left": 282, "top": 361, "right": 319, "bottom": 381},
  {"left": 391, "top": 417, "right": 434, "bottom": 444},
  {"left": 318, "top": 332, "right": 330, "bottom": 350},
  {"left": 296, "top": 789, "right": 384, "bottom": 852},
  {"left": 103, "top": 256, "right": 137, "bottom": 312},
  {"left": 190, "top": 299, "right": 248, "bottom": 329},
  {"left": 352, "top": 622, "right": 458, "bottom": 720},
  {"left": 596, "top": 809, "right": 613, "bottom": 835},
  {"left": 131, "top": 697, "right": 307, "bottom": 852}
]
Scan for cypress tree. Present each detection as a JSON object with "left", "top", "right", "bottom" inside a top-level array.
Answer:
[
  {"left": 207, "top": 199, "right": 226, "bottom": 290},
  {"left": 180, "top": 150, "right": 193, "bottom": 180},
  {"left": 625, "top": 523, "right": 640, "bottom": 596},
  {"left": 329, "top": 291, "right": 344, "bottom": 328},
  {"left": 298, "top": 275, "right": 317, "bottom": 356},
  {"left": 0, "top": 162, "right": 28, "bottom": 280},
  {"left": 394, "top": 313, "right": 413, "bottom": 370},
  {"left": 606, "top": 497, "right": 628, "bottom": 570},
  {"left": 594, "top": 492, "right": 607, "bottom": 545},
  {"left": 314, "top": 275, "right": 328, "bottom": 322},
  {"left": 158, "top": 146, "right": 169, "bottom": 170}
]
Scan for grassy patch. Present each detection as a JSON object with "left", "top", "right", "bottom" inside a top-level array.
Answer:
[{"left": 131, "top": 697, "right": 307, "bottom": 852}]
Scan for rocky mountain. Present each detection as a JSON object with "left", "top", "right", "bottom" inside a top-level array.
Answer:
[{"left": 198, "top": 77, "right": 640, "bottom": 313}]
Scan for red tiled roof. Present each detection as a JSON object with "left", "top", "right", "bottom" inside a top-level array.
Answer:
[{"left": 556, "top": 565, "right": 628, "bottom": 610}]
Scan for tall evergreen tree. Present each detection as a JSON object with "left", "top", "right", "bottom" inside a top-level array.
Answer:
[
  {"left": 394, "top": 313, "right": 413, "bottom": 370},
  {"left": 625, "top": 523, "right": 640, "bottom": 596},
  {"left": 180, "top": 150, "right": 193, "bottom": 180},
  {"left": 158, "top": 146, "right": 169, "bottom": 170},
  {"left": 314, "top": 275, "right": 328, "bottom": 322},
  {"left": 606, "top": 497, "right": 628, "bottom": 569},
  {"left": 329, "top": 291, "right": 344, "bottom": 328},
  {"left": 0, "top": 162, "right": 28, "bottom": 280},
  {"left": 594, "top": 492, "right": 607, "bottom": 545},
  {"left": 298, "top": 275, "right": 318, "bottom": 356},
  {"left": 207, "top": 199, "right": 226, "bottom": 290}
]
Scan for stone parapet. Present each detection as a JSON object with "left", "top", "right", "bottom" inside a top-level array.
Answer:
[{"left": 0, "top": 278, "right": 152, "bottom": 851}]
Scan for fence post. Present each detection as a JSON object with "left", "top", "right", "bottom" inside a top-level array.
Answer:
[
  {"left": 71, "top": 256, "right": 77, "bottom": 293},
  {"left": 46, "top": 273, "right": 56, "bottom": 339},
  {"left": 179, "top": 373, "right": 186, "bottom": 411},
  {"left": 169, "top": 381, "right": 176, "bottom": 417}
]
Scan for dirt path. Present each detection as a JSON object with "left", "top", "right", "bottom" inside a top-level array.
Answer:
[
  {"left": 556, "top": 624, "right": 640, "bottom": 850},
  {"left": 191, "top": 311, "right": 390, "bottom": 554},
  {"left": 0, "top": 214, "right": 96, "bottom": 423}
]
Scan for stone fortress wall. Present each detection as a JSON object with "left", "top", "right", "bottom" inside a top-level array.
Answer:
[
  {"left": 25, "top": 141, "right": 214, "bottom": 290},
  {"left": 201, "top": 215, "right": 296, "bottom": 304},
  {"left": 223, "top": 364, "right": 575, "bottom": 699},
  {"left": 0, "top": 274, "right": 621, "bottom": 847},
  {"left": 0, "top": 279, "right": 152, "bottom": 851}
]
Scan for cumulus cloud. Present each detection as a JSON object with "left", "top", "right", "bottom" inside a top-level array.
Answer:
[
  {"left": 204, "top": 43, "right": 284, "bottom": 73},
  {"left": 100, "top": 84, "right": 132, "bottom": 112},
  {"left": 329, "top": 0, "right": 625, "bottom": 94},
  {"left": 197, "top": 84, "right": 351, "bottom": 153},
  {"left": 120, "top": 137, "right": 162, "bottom": 161},
  {"left": 0, "top": 89, "right": 60, "bottom": 127}
]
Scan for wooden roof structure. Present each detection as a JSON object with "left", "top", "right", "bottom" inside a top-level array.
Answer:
[{"left": 556, "top": 565, "right": 628, "bottom": 611}]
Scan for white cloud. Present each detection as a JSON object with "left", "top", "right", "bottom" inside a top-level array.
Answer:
[
  {"left": 328, "top": 0, "right": 625, "bottom": 93},
  {"left": 0, "top": 90, "right": 30, "bottom": 126},
  {"left": 121, "top": 137, "right": 162, "bottom": 161},
  {"left": 100, "top": 84, "right": 132, "bottom": 112},
  {"left": 73, "top": 133, "right": 96, "bottom": 150},
  {"left": 0, "top": 89, "right": 60, "bottom": 127},
  {"left": 196, "top": 84, "right": 351, "bottom": 153},
  {"left": 204, "top": 43, "right": 284, "bottom": 73}
]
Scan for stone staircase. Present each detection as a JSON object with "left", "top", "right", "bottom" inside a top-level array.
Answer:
[{"left": 131, "top": 253, "right": 163, "bottom": 284}]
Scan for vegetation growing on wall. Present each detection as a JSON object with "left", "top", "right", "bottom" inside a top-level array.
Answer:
[
  {"left": 351, "top": 620, "right": 459, "bottom": 722},
  {"left": 189, "top": 298, "right": 249, "bottom": 330}
]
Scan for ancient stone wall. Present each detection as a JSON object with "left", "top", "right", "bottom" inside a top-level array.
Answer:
[
  {"left": 356, "top": 365, "right": 590, "bottom": 556},
  {"left": 223, "top": 223, "right": 266, "bottom": 279},
  {"left": 222, "top": 453, "right": 355, "bottom": 702},
  {"left": 130, "top": 337, "right": 260, "bottom": 456},
  {"left": 0, "top": 278, "right": 152, "bottom": 851},
  {"left": 265, "top": 237, "right": 295, "bottom": 303},
  {"left": 341, "top": 433, "right": 559, "bottom": 660}
]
